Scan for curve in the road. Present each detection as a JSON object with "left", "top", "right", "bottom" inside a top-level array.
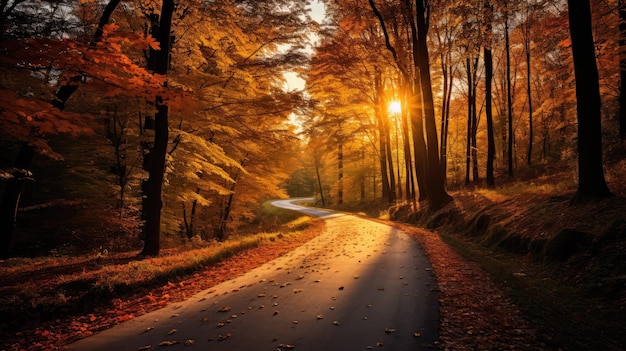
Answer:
[{"left": 69, "top": 198, "right": 439, "bottom": 351}]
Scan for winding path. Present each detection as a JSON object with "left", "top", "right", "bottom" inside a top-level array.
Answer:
[{"left": 69, "top": 198, "right": 439, "bottom": 350}]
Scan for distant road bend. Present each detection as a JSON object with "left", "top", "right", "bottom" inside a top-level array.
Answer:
[{"left": 69, "top": 198, "right": 439, "bottom": 351}]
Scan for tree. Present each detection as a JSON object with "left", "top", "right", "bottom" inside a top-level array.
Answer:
[
  {"left": 521, "top": 0, "right": 534, "bottom": 165},
  {"left": 140, "top": 0, "right": 175, "bottom": 256},
  {"left": 504, "top": 3, "right": 514, "bottom": 178},
  {"left": 369, "top": 0, "right": 452, "bottom": 209},
  {"left": 411, "top": 0, "right": 453, "bottom": 209},
  {"left": 567, "top": 0, "right": 612, "bottom": 202},
  {"left": 484, "top": 0, "right": 496, "bottom": 187},
  {"left": 617, "top": 0, "right": 626, "bottom": 140}
]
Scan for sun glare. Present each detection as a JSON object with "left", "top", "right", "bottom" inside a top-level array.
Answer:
[{"left": 388, "top": 100, "right": 402, "bottom": 114}]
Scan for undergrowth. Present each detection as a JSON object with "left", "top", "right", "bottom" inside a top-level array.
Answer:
[{"left": 0, "top": 209, "right": 317, "bottom": 339}]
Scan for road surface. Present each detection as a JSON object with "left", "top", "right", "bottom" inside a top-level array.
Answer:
[{"left": 69, "top": 198, "right": 439, "bottom": 350}]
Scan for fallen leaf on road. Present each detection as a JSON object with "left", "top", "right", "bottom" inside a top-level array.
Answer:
[
  {"left": 218, "top": 306, "right": 231, "bottom": 312},
  {"left": 158, "top": 340, "right": 179, "bottom": 346},
  {"left": 167, "top": 329, "right": 176, "bottom": 335}
]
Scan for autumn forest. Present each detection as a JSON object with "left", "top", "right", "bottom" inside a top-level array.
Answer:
[{"left": 1, "top": 0, "right": 626, "bottom": 348}]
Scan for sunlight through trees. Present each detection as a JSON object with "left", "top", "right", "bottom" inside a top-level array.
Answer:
[{"left": 0, "top": 0, "right": 622, "bottom": 258}]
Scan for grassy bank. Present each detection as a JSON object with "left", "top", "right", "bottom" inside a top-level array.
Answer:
[
  {"left": 0, "top": 204, "right": 322, "bottom": 349},
  {"left": 331, "top": 180, "right": 626, "bottom": 350}
]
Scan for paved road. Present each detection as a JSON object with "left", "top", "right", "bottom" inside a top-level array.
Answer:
[{"left": 69, "top": 198, "right": 439, "bottom": 350}]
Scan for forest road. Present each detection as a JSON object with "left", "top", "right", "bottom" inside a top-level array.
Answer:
[{"left": 68, "top": 198, "right": 439, "bottom": 351}]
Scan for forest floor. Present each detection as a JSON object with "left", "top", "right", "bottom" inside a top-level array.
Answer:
[{"left": 1, "top": 167, "right": 625, "bottom": 350}]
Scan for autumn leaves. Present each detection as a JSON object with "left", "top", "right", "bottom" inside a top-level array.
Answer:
[{"left": 69, "top": 212, "right": 438, "bottom": 350}]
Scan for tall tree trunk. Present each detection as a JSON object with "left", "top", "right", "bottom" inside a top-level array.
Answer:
[
  {"left": 484, "top": 45, "right": 496, "bottom": 186},
  {"left": 470, "top": 56, "right": 479, "bottom": 183},
  {"left": 0, "top": 144, "right": 34, "bottom": 259},
  {"left": 361, "top": 145, "right": 366, "bottom": 202},
  {"left": 567, "top": 0, "right": 612, "bottom": 202},
  {"left": 465, "top": 59, "right": 472, "bottom": 185},
  {"left": 465, "top": 56, "right": 480, "bottom": 185},
  {"left": 182, "top": 188, "right": 199, "bottom": 239},
  {"left": 314, "top": 153, "right": 326, "bottom": 206},
  {"left": 440, "top": 65, "right": 453, "bottom": 185},
  {"left": 394, "top": 117, "right": 402, "bottom": 200},
  {"left": 337, "top": 139, "right": 344, "bottom": 205},
  {"left": 471, "top": 86, "right": 479, "bottom": 183},
  {"left": 375, "top": 72, "right": 393, "bottom": 204},
  {"left": 505, "top": 8, "right": 514, "bottom": 178},
  {"left": 617, "top": 0, "right": 626, "bottom": 140},
  {"left": 410, "top": 77, "right": 429, "bottom": 202},
  {"left": 414, "top": 0, "right": 452, "bottom": 210},
  {"left": 525, "top": 22, "right": 534, "bottom": 165},
  {"left": 406, "top": 6, "right": 429, "bottom": 203},
  {"left": 401, "top": 100, "right": 415, "bottom": 201},
  {"left": 140, "top": 0, "right": 174, "bottom": 256},
  {"left": 382, "top": 114, "right": 397, "bottom": 203},
  {"left": 484, "top": 0, "right": 496, "bottom": 187},
  {"left": 378, "top": 113, "right": 393, "bottom": 204}
]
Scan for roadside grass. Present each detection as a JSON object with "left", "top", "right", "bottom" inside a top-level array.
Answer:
[
  {"left": 436, "top": 231, "right": 625, "bottom": 350},
  {"left": 0, "top": 205, "right": 316, "bottom": 334},
  {"left": 332, "top": 176, "right": 625, "bottom": 350}
]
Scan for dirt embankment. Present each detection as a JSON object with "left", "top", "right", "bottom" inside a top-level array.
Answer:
[{"left": 390, "top": 180, "right": 626, "bottom": 350}]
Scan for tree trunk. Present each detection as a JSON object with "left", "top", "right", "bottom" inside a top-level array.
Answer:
[
  {"left": 505, "top": 9, "right": 514, "bottom": 178},
  {"left": 439, "top": 67, "right": 454, "bottom": 187},
  {"left": 382, "top": 113, "right": 397, "bottom": 203},
  {"left": 567, "top": 0, "right": 613, "bottom": 202},
  {"left": 361, "top": 145, "right": 366, "bottom": 202},
  {"left": 337, "top": 139, "right": 344, "bottom": 205},
  {"left": 401, "top": 100, "right": 415, "bottom": 201},
  {"left": 414, "top": 1, "right": 452, "bottom": 210},
  {"left": 617, "top": 0, "right": 626, "bottom": 140},
  {"left": 0, "top": 144, "right": 34, "bottom": 259},
  {"left": 525, "top": 24, "right": 534, "bottom": 165},
  {"left": 466, "top": 58, "right": 472, "bottom": 186},
  {"left": 375, "top": 72, "right": 393, "bottom": 204},
  {"left": 140, "top": 0, "right": 175, "bottom": 256},
  {"left": 485, "top": 45, "right": 496, "bottom": 187},
  {"left": 471, "top": 57, "right": 480, "bottom": 183},
  {"left": 485, "top": 0, "right": 496, "bottom": 187},
  {"left": 314, "top": 154, "right": 326, "bottom": 206},
  {"left": 410, "top": 77, "right": 429, "bottom": 202}
]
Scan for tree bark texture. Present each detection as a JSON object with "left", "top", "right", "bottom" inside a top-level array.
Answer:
[
  {"left": 485, "top": 45, "right": 496, "bottom": 187},
  {"left": 414, "top": 0, "right": 452, "bottom": 210},
  {"left": 505, "top": 11, "right": 514, "bottom": 178},
  {"left": 567, "top": 0, "right": 612, "bottom": 202},
  {"left": 617, "top": 0, "right": 626, "bottom": 140},
  {"left": 140, "top": 0, "right": 175, "bottom": 256}
]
